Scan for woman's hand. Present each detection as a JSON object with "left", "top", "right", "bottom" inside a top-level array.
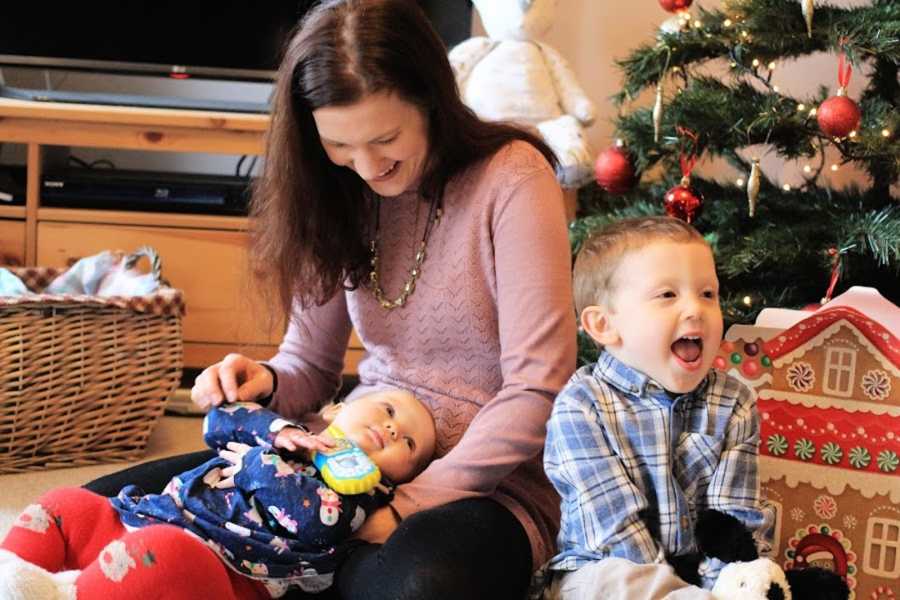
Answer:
[
  {"left": 353, "top": 505, "right": 400, "bottom": 544},
  {"left": 191, "top": 353, "right": 274, "bottom": 410}
]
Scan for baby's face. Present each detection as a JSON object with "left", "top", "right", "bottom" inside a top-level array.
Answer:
[
  {"left": 604, "top": 240, "right": 723, "bottom": 394},
  {"left": 329, "top": 389, "right": 435, "bottom": 483}
]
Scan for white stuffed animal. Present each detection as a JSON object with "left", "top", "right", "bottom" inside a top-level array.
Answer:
[
  {"left": 449, "top": 0, "right": 595, "bottom": 188},
  {"left": 0, "top": 549, "right": 78, "bottom": 600},
  {"left": 712, "top": 557, "right": 850, "bottom": 600},
  {"left": 712, "top": 558, "right": 792, "bottom": 600}
]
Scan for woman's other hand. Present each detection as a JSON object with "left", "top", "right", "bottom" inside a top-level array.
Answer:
[
  {"left": 353, "top": 505, "right": 400, "bottom": 544},
  {"left": 191, "top": 353, "right": 274, "bottom": 410}
]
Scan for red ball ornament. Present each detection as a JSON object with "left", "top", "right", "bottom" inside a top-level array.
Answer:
[
  {"left": 658, "top": 0, "right": 692, "bottom": 13},
  {"left": 664, "top": 181, "right": 703, "bottom": 223},
  {"left": 817, "top": 94, "right": 861, "bottom": 138},
  {"left": 595, "top": 145, "right": 636, "bottom": 195}
]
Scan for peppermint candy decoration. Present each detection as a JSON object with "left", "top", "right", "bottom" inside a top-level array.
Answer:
[
  {"left": 813, "top": 494, "right": 838, "bottom": 520},
  {"left": 820, "top": 442, "right": 843, "bottom": 465},
  {"left": 767, "top": 433, "right": 788, "bottom": 456},
  {"left": 786, "top": 362, "right": 815, "bottom": 392},
  {"left": 794, "top": 438, "right": 815, "bottom": 461},
  {"left": 849, "top": 446, "right": 871, "bottom": 469},
  {"left": 861, "top": 369, "right": 891, "bottom": 401},
  {"left": 877, "top": 450, "right": 899, "bottom": 473}
]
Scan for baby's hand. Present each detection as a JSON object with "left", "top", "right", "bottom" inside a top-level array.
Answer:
[
  {"left": 216, "top": 441, "right": 253, "bottom": 489},
  {"left": 274, "top": 427, "right": 335, "bottom": 457}
]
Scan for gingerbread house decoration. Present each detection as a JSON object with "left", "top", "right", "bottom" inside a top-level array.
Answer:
[{"left": 715, "top": 287, "right": 900, "bottom": 600}]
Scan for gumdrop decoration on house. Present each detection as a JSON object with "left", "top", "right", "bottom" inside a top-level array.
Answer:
[
  {"left": 663, "top": 127, "right": 703, "bottom": 223},
  {"left": 817, "top": 45, "right": 861, "bottom": 139},
  {"left": 594, "top": 142, "right": 636, "bottom": 195}
]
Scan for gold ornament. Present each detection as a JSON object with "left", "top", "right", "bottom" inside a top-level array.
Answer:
[
  {"left": 653, "top": 82, "right": 664, "bottom": 143},
  {"left": 801, "top": 0, "right": 814, "bottom": 38},
  {"left": 369, "top": 199, "right": 442, "bottom": 310},
  {"left": 747, "top": 159, "right": 761, "bottom": 217}
]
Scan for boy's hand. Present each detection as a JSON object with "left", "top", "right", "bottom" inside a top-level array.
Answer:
[
  {"left": 274, "top": 427, "right": 335, "bottom": 457},
  {"left": 667, "top": 552, "right": 703, "bottom": 586}
]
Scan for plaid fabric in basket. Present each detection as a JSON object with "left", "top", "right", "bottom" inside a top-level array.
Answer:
[{"left": 1, "top": 266, "right": 186, "bottom": 317}]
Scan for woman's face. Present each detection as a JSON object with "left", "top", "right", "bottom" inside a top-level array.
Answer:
[{"left": 313, "top": 91, "right": 430, "bottom": 197}]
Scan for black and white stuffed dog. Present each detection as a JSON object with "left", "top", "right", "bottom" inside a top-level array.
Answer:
[{"left": 668, "top": 509, "right": 849, "bottom": 600}]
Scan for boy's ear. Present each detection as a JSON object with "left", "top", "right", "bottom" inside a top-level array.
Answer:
[
  {"left": 320, "top": 402, "right": 343, "bottom": 423},
  {"left": 580, "top": 305, "right": 620, "bottom": 347}
]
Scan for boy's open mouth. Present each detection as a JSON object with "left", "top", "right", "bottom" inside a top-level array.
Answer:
[{"left": 671, "top": 336, "right": 703, "bottom": 364}]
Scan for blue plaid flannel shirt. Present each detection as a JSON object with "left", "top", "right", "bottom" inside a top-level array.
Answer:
[{"left": 544, "top": 351, "right": 763, "bottom": 589}]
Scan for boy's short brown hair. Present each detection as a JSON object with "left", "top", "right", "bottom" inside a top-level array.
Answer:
[{"left": 573, "top": 216, "right": 707, "bottom": 316}]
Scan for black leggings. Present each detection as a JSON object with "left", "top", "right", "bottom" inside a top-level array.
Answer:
[{"left": 85, "top": 452, "right": 533, "bottom": 600}]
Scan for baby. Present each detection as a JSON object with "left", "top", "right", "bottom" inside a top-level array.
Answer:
[{"left": 0, "top": 388, "right": 435, "bottom": 599}]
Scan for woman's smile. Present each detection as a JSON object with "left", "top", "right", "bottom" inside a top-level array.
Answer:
[{"left": 370, "top": 161, "right": 400, "bottom": 182}]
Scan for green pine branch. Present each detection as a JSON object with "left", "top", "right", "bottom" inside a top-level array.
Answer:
[
  {"left": 615, "top": 0, "right": 899, "bottom": 103},
  {"left": 574, "top": 0, "right": 899, "bottom": 368}
]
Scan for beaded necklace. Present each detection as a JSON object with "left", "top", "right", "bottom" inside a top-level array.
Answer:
[{"left": 368, "top": 195, "right": 442, "bottom": 309}]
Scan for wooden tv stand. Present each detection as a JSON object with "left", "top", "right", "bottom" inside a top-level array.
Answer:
[{"left": 0, "top": 98, "right": 363, "bottom": 372}]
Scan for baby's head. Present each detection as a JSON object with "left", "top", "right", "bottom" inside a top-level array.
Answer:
[
  {"left": 322, "top": 388, "right": 436, "bottom": 483},
  {"left": 574, "top": 216, "right": 723, "bottom": 394}
]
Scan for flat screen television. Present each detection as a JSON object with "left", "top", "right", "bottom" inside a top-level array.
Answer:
[{"left": 0, "top": 1, "right": 472, "bottom": 112}]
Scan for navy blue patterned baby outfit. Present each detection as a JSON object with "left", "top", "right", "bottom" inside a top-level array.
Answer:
[{"left": 111, "top": 403, "right": 391, "bottom": 594}]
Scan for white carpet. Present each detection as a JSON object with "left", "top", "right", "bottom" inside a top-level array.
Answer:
[{"left": 0, "top": 414, "right": 205, "bottom": 539}]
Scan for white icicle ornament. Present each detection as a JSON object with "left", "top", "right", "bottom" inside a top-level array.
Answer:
[
  {"left": 747, "top": 159, "right": 761, "bottom": 217},
  {"left": 801, "top": 0, "right": 814, "bottom": 38},
  {"left": 653, "top": 82, "right": 664, "bottom": 143}
]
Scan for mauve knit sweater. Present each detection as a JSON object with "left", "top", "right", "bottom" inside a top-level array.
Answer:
[{"left": 267, "top": 141, "right": 577, "bottom": 568}]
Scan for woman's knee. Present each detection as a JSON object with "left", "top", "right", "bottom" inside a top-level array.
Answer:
[{"left": 338, "top": 498, "right": 532, "bottom": 600}]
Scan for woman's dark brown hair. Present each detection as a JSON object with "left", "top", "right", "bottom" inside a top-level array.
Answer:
[{"left": 251, "top": 0, "right": 558, "bottom": 317}]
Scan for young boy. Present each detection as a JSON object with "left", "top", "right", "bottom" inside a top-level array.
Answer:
[
  {"left": 543, "top": 216, "right": 763, "bottom": 599},
  {"left": 0, "top": 388, "right": 435, "bottom": 599}
]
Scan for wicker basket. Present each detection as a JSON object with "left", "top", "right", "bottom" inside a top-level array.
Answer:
[{"left": 0, "top": 247, "right": 184, "bottom": 473}]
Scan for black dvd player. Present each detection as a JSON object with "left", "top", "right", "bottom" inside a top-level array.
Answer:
[
  {"left": 41, "top": 169, "right": 252, "bottom": 216},
  {"left": 0, "top": 165, "right": 27, "bottom": 206}
]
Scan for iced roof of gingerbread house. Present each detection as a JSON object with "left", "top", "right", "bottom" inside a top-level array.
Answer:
[
  {"left": 754, "top": 287, "right": 899, "bottom": 331},
  {"left": 762, "top": 298, "right": 899, "bottom": 376}
]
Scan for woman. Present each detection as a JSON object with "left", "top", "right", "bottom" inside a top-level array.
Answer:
[{"left": 89, "top": 1, "right": 576, "bottom": 598}]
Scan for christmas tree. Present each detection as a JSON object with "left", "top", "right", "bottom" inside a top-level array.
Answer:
[{"left": 577, "top": 0, "right": 899, "bottom": 363}]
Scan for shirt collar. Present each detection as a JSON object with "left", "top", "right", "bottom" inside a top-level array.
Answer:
[{"left": 592, "top": 350, "right": 709, "bottom": 403}]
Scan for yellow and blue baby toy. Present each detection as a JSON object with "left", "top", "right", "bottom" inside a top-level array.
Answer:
[{"left": 312, "top": 425, "right": 382, "bottom": 495}]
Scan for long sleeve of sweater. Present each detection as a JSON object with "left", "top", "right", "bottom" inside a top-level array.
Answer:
[{"left": 266, "top": 291, "right": 352, "bottom": 419}]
